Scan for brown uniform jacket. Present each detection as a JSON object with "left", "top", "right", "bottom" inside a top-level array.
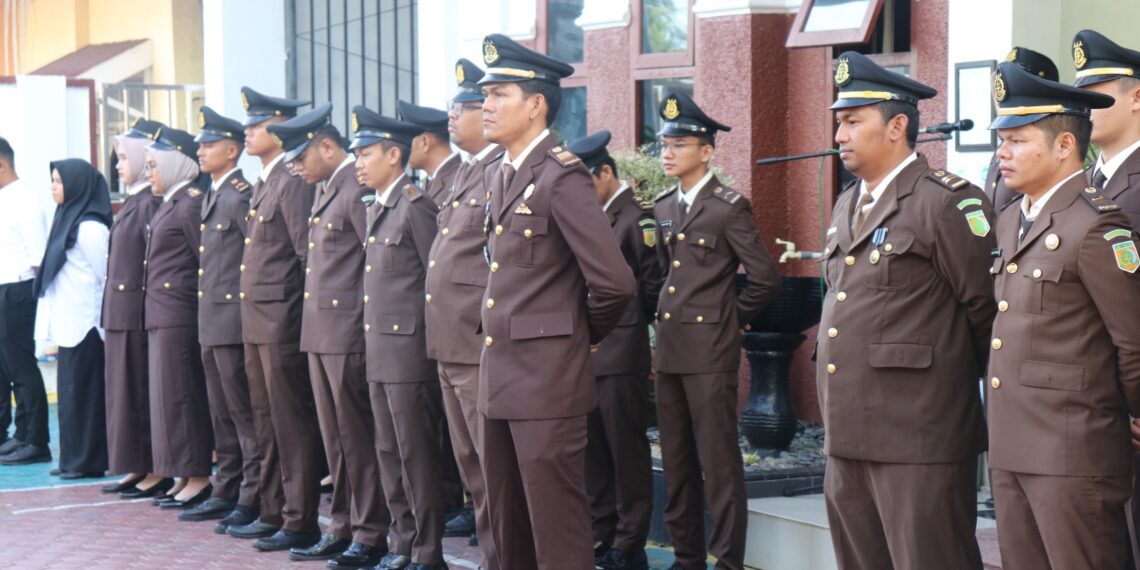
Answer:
[
  {"left": 239, "top": 157, "right": 317, "bottom": 345},
  {"left": 817, "top": 156, "right": 995, "bottom": 464},
  {"left": 144, "top": 184, "right": 204, "bottom": 330},
  {"left": 479, "top": 132, "right": 636, "bottom": 420},
  {"left": 1090, "top": 146, "right": 1140, "bottom": 229},
  {"left": 652, "top": 176, "right": 780, "bottom": 374},
  {"left": 425, "top": 145, "right": 505, "bottom": 365},
  {"left": 988, "top": 175, "right": 1140, "bottom": 477},
  {"left": 299, "top": 161, "right": 370, "bottom": 354},
  {"left": 425, "top": 153, "right": 462, "bottom": 208},
  {"left": 592, "top": 188, "right": 663, "bottom": 377},
  {"left": 363, "top": 174, "right": 438, "bottom": 382},
  {"left": 198, "top": 170, "right": 252, "bottom": 347},
  {"left": 103, "top": 186, "right": 162, "bottom": 332},
  {"left": 985, "top": 153, "right": 1018, "bottom": 212}
]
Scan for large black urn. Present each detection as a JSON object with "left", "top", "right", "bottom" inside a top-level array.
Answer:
[{"left": 736, "top": 275, "right": 824, "bottom": 456}]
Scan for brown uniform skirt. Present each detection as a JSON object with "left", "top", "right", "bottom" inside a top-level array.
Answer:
[
  {"left": 104, "top": 329, "right": 152, "bottom": 474},
  {"left": 148, "top": 326, "right": 213, "bottom": 477}
]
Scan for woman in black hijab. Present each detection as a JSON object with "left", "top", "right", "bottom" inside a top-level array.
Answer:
[{"left": 33, "top": 159, "right": 113, "bottom": 477}]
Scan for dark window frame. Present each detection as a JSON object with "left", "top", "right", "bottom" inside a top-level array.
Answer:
[
  {"left": 786, "top": 0, "right": 886, "bottom": 49},
  {"left": 632, "top": 0, "right": 696, "bottom": 69}
]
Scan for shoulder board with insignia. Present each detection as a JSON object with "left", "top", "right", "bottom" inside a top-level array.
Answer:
[
  {"left": 230, "top": 178, "right": 251, "bottom": 192},
  {"left": 550, "top": 147, "right": 581, "bottom": 167},
  {"left": 186, "top": 188, "right": 202, "bottom": 198},
  {"left": 402, "top": 184, "right": 422, "bottom": 202},
  {"left": 654, "top": 186, "right": 677, "bottom": 203},
  {"left": 1078, "top": 186, "right": 1121, "bottom": 213},
  {"left": 926, "top": 169, "right": 970, "bottom": 191},
  {"left": 711, "top": 186, "right": 742, "bottom": 205}
]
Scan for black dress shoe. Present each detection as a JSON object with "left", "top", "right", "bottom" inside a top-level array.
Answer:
[
  {"left": 0, "top": 444, "right": 51, "bottom": 465},
  {"left": 407, "top": 563, "right": 449, "bottom": 570},
  {"left": 597, "top": 548, "right": 649, "bottom": 570},
  {"left": 327, "top": 542, "right": 386, "bottom": 568},
  {"left": 377, "top": 553, "right": 412, "bottom": 570},
  {"left": 160, "top": 484, "right": 212, "bottom": 510},
  {"left": 443, "top": 508, "right": 475, "bottom": 537},
  {"left": 227, "top": 519, "right": 281, "bottom": 539},
  {"left": 101, "top": 475, "right": 145, "bottom": 493},
  {"left": 179, "top": 496, "right": 236, "bottom": 521},
  {"left": 252, "top": 528, "right": 321, "bottom": 552},
  {"left": 120, "top": 477, "right": 174, "bottom": 499},
  {"left": 289, "top": 533, "right": 350, "bottom": 561},
  {"left": 214, "top": 504, "right": 259, "bottom": 534},
  {"left": 152, "top": 493, "right": 178, "bottom": 505},
  {"left": 0, "top": 438, "right": 22, "bottom": 456},
  {"left": 468, "top": 532, "right": 477, "bottom": 547},
  {"left": 59, "top": 471, "right": 104, "bottom": 480}
]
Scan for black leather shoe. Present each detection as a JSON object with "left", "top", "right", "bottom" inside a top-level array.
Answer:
[
  {"left": 327, "top": 542, "right": 386, "bottom": 568},
  {"left": 407, "top": 563, "right": 449, "bottom": 570},
  {"left": 468, "top": 532, "right": 477, "bottom": 547},
  {"left": 289, "top": 533, "right": 350, "bottom": 561},
  {"left": 443, "top": 508, "right": 475, "bottom": 537},
  {"left": 214, "top": 504, "right": 259, "bottom": 534},
  {"left": 252, "top": 529, "right": 321, "bottom": 552},
  {"left": 227, "top": 519, "right": 281, "bottom": 539},
  {"left": 0, "top": 438, "right": 22, "bottom": 456},
  {"left": 377, "top": 553, "right": 412, "bottom": 570},
  {"left": 160, "top": 484, "right": 212, "bottom": 510},
  {"left": 179, "top": 496, "right": 236, "bottom": 521},
  {"left": 120, "top": 477, "right": 174, "bottom": 499},
  {"left": 598, "top": 548, "right": 648, "bottom": 570},
  {"left": 59, "top": 471, "right": 104, "bottom": 480},
  {"left": 0, "top": 443, "right": 51, "bottom": 465},
  {"left": 101, "top": 475, "right": 145, "bottom": 493}
]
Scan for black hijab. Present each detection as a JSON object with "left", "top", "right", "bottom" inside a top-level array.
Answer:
[{"left": 34, "top": 159, "right": 114, "bottom": 297}]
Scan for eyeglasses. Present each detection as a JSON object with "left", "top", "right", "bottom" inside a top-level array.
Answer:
[
  {"left": 449, "top": 101, "right": 483, "bottom": 115},
  {"left": 657, "top": 141, "right": 704, "bottom": 153}
]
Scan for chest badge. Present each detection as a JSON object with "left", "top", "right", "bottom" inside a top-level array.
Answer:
[
  {"left": 523, "top": 184, "right": 535, "bottom": 200},
  {"left": 869, "top": 227, "right": 887, "bottom": 264},
  {"left": 1045, "top": 233, "right": 1060, "bottom": 250},
  {"left": 514, "top": 202, "right": 533, "bottom": 215}
]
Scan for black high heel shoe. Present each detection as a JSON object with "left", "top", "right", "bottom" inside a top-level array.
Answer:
[
  {"left": 160, "top": 484, "right": 213, "bottom": 510},
  {"left": 102, "top": 474, "right": 146, "bottom": 493},
  {"left": 119, "top": 477, "right": 174, "bottom": 499}
]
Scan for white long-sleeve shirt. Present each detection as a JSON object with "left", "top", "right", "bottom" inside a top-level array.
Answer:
[
  {"left": 34, "top": 221, "right": 109, "bottom": 347},
  {"left": 0, "top": 178, "right": 49, "bottom": 284}
]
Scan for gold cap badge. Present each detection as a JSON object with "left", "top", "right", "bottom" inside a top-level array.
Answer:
[
  {"left": 1074, "top": 40, "right": 1087, "bottom": 69},
  {"left": 351, "top": 112, "right": 359, "bottom": 133},
  {"left": 1005, "top": 48, "right": 1018, "bottom": 62},
  {"left": 483, "top": 39, "right": 500, "bottom": 65},
  {"left": 456, "top": 63, "right": 465, "bottom": 86},
  {"left": 993, "top": 72, "right": 1007, "bottom": 103},
  {"left": 663, "top": 97, "right": 680, "bottom": 120},
  {"left": 834, "top": 57, "right": 851, "bottom": 85},
  {"left": 131, "top": 117, "right": 142, "bottom": 128},
  {"left": 241, "top": 90, "right": 250, "bottom": 110},
  {"left": 198, "top": 111, "right": 206, "bottom": 129}
]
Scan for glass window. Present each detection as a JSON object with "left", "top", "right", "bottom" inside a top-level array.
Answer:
[
  {"left": 547, "top": 0, "right": 585, "bottom": 64},
  {"left": 554, "top": 86, "right": 588, "bottom": 145},
  {"left": 639, "top": 77, "right": 693, "bottom": 146},
  {"left": 641, "top": 0, "right": 689, "bottom": 54}
]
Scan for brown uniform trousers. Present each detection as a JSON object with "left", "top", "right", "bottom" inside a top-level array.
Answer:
[
  {"left": 652, "top": 175, "right": 780, "bottom": 570},
  {"left": 300, "top": 161, "right": 386, "bottom": 547},
  {"left": 818, "top": 157, "right": 993, "bottom": 570},
  {"left": 103, "top": 186, "right": 162, "bottom": 475},
  {"left": 144, "top": 184, "right": 213, "bottom": 478},
  {"left": 587, "top": 188, "right": 663, "bottom": 553},
  {"left": 479, "top": 133, "right": 635, "bottom": 570},
  {"left": 1091, "top": 149, "right": 1140, "bottom": 569},
  {"left": 198, "top": 171, "right": 259, "bottom": 507},
  {"left": 422, "top": 152, "right": 466, "bottom": 513},
  {"left": 239, "top": 159, "right": 322, "bottom": 532},
  {"left": 424, "top": 144, "right": 504, "bottom": 570},
  {"left": 988, "top": 175, "right": 1140, "bottom": 569},
  {"left": 364, "top": 174, "right": 445, "bottom": 564}
]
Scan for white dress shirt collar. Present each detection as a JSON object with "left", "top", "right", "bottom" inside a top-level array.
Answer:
[
  {"left": 432, "top": 153, "right": 459, "bottom": 178},
  {"left": 260, "top": 152, "right": 286, "bottom": 182},
  {"left": 1095, "top": 138, "right": 1140, "bottom": 183},
  {"left": 507, "top": 129, "right": 551, "bottom": 170},
  {"left": 603, "top": 182, "right": 631, "bottom": 212},
  {"left": 1021, "top": 169, "right": 1084, "bottom": 222},
  {"left": 163, "top": 180, "right": 192, "bottom": 202},
  {"left": 680, "top": 169, "right": 715, "bottom": 207},
  {"left": 211, "top": 167, "right": 240, "bottom": 191},
  {"left": 377, "top": 175, "right": 404, "bottom": 205},
  {"left": 330, "top": 155, "right": 355, "bottom": 183}
]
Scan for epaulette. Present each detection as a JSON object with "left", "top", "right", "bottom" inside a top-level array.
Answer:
[
  {"left": 1078, "top": 186, "right": 1121, "bottom": 213},
  {"left": 711, "top": 185, "right": 742, "bottom": 205},
  {"left": 549, "top": 145, "right": 581, "bottom": 167},
  {"left": 230, "top": 178, "right": 250, "bottom": 193},
  {"left": 402, "top": 184, "right": 423, "bottom": 202},
  {"left": 186, "top": 188, "right": 202, "bottom": 198},
  {"left": 654, "top": 186, "right": 677, "bottom": 203},
  {"left": 927, "top": 169, "right": 971, "bottom": 191}
]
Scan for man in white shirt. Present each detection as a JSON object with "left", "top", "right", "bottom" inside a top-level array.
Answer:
[{"left": 0, "top": 136, "right": 52, "bottom": 466}]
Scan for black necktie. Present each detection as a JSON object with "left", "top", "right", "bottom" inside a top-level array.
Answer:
[
  {"left": 1092, "top": 168, "right": 1107, "bottom": 190},
  {"left": 1018, "top": 211, "right": 1033, "bottom": 246}
]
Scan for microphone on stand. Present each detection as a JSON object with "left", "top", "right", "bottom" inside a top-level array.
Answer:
[{"left": 920, "top": 119, "right": 974, "bottom": 134}]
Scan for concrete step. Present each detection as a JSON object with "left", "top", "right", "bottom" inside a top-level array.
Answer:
[{"left": 746, "top": 495, "right": 1001, "bottom": 570}]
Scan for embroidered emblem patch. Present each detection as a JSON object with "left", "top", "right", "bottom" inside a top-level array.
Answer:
[
  {"left": 1114, "top": 240, "right": 1139, "bottom": 273},
  {"left": 965, "top": 210, "right": 991, "bottom": 237}
]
